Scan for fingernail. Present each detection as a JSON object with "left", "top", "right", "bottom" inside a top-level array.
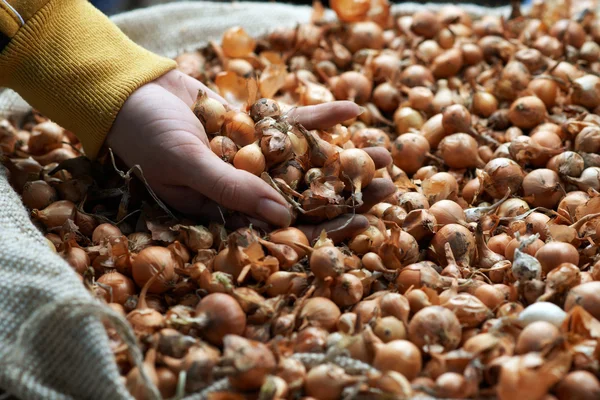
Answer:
[
  {"left": 257, "top": 199, "right": 292, "bottom": 227},
  {"left": 358, "top": 106, "right": 367, "bottom": 116}
]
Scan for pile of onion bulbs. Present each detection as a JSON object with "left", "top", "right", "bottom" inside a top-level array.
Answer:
[{"left": 3, "top": 0, "right": 600, "bottom": 399}]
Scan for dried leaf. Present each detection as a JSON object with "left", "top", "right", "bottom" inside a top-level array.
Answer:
[
  {"left": 562, "top": 305, "right": 600, "bottom": 339},
  {"left": 259, "top": 51, "right": 285, "bottom": 65},
  {"left": 246, "top": 78, "right": 259, "bottom": 110},
  {"left": 310, "top": 183, "right": 344, "bottom": 205},
  {"left": 259, "top": 64, "right": 288, "bottom": 99},
  {"left": 146, "top": 219, "right": 178, "bottom": 243},
  {"left": 311, "top": 0, "right": 326, "bottom": 23},
  {"left": 576, "top": 196, "right": 600, "bottom": 221},
  {"left": 215, "top": 71, "right": 250, "bottom": 109},
  {"left": 497, "top": 343, "right": 572, "bottom": 400},
  {"left": 548, "top": 224, "right": 578, "bottom": 244}
]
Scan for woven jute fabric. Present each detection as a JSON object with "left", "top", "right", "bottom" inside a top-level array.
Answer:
[{"left": 0, "top": 2, "right": 542, "bottom": 399}]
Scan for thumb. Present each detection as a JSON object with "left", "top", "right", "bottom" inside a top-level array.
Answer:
[{"left": 181, "top": 147, "right": 292, "bottom": 227}]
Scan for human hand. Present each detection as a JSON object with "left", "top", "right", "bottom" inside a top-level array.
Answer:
[{"left": 107, "top": 70, "right": 395, "bottom": 242}]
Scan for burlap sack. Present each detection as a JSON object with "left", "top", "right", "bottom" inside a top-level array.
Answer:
[{"left": 0, "top": 2, "right": 568, "bottom": 399}]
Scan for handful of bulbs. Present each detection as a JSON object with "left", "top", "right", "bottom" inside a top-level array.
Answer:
[{"left": 3, "top": 0, "right": 600, "bottom": 399}]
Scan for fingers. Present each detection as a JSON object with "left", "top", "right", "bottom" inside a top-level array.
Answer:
[
  {"left": 297, "top": 214, "right": 369, "bottom": 244},
  {"left": 357, "top": 178, "right": 397, "bottom": 213},
  {"left": 177, "top": 146, "right": 293, "bottom": 227},
  {"left": 288, "top": 101, "right": 361, "bottom": 130},
  {"left": 153, "top": 185, "right": 231, "bottom": 221},
  {"left": 362, "top": 147, "right": 392, "bottom": 170},
  {"left": 156, "top": 70, "right": 228, "bottom": 107}
]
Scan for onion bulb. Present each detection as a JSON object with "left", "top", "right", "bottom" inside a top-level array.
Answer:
[
  {"left": 132, "top": 247, "right": 178, "bottom": 294},
  {"left": 233, "top": 142, "right": 266, "bottom": 175},
  {"left": 439, "top": 133, "right": 484, "bottom": 169},
  {"left": 391, "top": 133, "right": 429, "bottom": 175},
  {"left": 372, "top": 340, "right": 422, "bottom": 380},
  {"left": 192, "top": 90, "right": 226, "bottom": 134},
  {"left": 408, "top": 306, "right": 461, "bottom": 352},
  {"left": 508, "top": 96, "right": 546, "bottom": 129}
]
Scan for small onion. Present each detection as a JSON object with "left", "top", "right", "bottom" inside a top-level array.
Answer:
[
  {"left": 233, "top": 142, "right": 266, "bottom": 176},
  {"left": 535, "top": 242, "right": 579, "bottom": 276},
  {"left": 97, "top": 271, "right": 136, "bottom": 305},
  {"left": 210, "top": 136, "right": 237, "bottom": 162},
  {"left": 527, "top": 78, "right": 558, "bottom": 109},
  {"left": 21, "top": 180, "right": 57, "bottom": 210},
  {"left": 571, "top": 75, "right": 600, "bottom": 110},
  {"left": 132, "top": 247, "right": 178, "bottom": 294},
  {"left": 483, "top": 158, "right": 525, "bottom": 199},
  {"left": 472, "top": 92, "right": 498, "bottom": 117},
  {"left": 393, "top": 107, "right": 424, "bottom": 135},
  {"left": 408, "top": 306, "right": 461, "bottom": 352},
  {"left": 372, "top": 340, "right": 422, "bottom": 380},
  {"left": 299, "top": 297, "right": 341, "bottom": 332},
  {"left": 515, "top": 321, "right": 561, "bottom": 354},
  {"left": 564, "top": 282, "right": 600, "bottom": 320},
  {"left": 508, "top": 96, "right": 546, "bottom": 129},
  {"left": 391, "top": 133, "right": 430, "bottom": 175},
  {"left": 522, "top": 169, "right": 563, "bottom": 208},
  {"left": 410, "top": 10, "right": 440, "bottom": 38},
  {"left": 439, "top": 133, "right": 484, "bottom": 169},
  {"left": 554, "top": 371, "right": 600, "bottom": 400}
]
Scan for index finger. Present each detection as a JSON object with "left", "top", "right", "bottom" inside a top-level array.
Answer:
[{"left": 287, "top": 101, "right": 361, "bottom": 130}]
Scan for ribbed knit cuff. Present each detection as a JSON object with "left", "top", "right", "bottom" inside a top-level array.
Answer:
[{"left": 0, "top": 0, "right": 176, "bottom": 159}]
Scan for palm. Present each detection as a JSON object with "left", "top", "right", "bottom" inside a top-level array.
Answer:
[{"left": 107, "top": 70, "right": 395, "bottom": 242}]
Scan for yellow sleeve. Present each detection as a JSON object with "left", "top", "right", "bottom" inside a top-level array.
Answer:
[{"left": 0, "top": 0, "right": 177, "bottom": 159}]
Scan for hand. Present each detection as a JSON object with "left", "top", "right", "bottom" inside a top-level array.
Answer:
[{"left": 107, "top": 70, "right": 395, "bottom": 241}]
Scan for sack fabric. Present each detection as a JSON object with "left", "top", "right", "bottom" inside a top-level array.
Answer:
[{"left": 0, "top": 1, "right": 574, "bottom": 399}]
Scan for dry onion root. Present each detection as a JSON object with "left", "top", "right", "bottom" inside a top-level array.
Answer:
[{"left": 5, "top": 3, "right": 600, "bottom": 400}]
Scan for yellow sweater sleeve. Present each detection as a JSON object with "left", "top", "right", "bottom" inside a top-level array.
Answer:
[{"left": 0, "top": 0, "right": 177, "bottom": 159}]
